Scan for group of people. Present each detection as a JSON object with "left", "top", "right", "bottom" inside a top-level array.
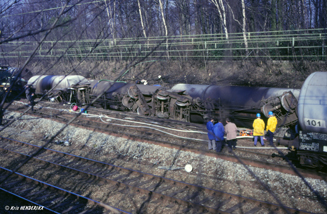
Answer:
[
  {"left": 206, "top": 117, "right": 237, "bottom": 153},
  {"left": 206, "top": 111, "right": 277, "bottom": 152}
]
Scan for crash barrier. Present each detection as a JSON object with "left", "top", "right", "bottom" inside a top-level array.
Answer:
[{"left": 3, "top": 28, "right": 327, "bottom": 60}]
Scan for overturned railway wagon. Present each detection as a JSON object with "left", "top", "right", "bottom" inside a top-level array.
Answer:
[
  {"left": 27, "top": 72, "right": 327, "bottom": 168},
  {"left": 170, "top": 84, "right": 300, "bottom": 128}
]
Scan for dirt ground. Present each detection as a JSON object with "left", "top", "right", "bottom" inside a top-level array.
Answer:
[{"left": 23, "top": 59, "right": 327, "bottom": 89}]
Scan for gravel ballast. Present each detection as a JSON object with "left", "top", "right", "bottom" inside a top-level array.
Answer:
[{"left": 1, "top": 110, "right": 327, "bottom": 213}]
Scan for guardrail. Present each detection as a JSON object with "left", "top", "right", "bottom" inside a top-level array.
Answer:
[{"left": 1, "top": 28, "right": 326, "bottom": 60}]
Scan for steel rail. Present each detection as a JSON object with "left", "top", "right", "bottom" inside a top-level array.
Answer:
[
  {"left": 5, "top": 103, "right": 326, "bottom": 180},
  {"left": 0, "top": 187, "right": 59, "bottom": 214},
  {"left": 0, "top": 166, "right": 128, "bottom": 214},
  {"left": 0, "top": 144, "right": 219, "bottom": 213},
  {"left": 0, "top": 136, "right": 313, "bottom": 214}
]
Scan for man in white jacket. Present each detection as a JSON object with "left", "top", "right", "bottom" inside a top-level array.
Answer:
[{"left": 225, "top": 118, "right": 237, "bottom": 152}]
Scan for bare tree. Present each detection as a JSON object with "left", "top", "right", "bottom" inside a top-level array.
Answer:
[
  {"left": 158, "top": 0, "right": 168, "bottom": 37},
  {"left": 104, "top": 0, "right": 116, "bottom": 40},
  {"left": 137, "top": 0, "right": 147, "bottom": 38},
  {"left": 225, "top": 0, "right": 248, "bottom": 53},
  {"left": 209, "top": 0, "right": 229, "bottom": 41},
  {"left": 158, "top": 0, "right": 169, "bottom": 57},
  {"left": 241, "top": 0, "right": 248, "bottom": 53}
]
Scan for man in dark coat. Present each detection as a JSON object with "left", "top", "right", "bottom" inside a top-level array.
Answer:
[
  {"left": 25, "top": 85, "right": 35, "bottom": 111},
  {"left": 206, "top": 118, "right": 216, "bottom": 150},
  {"left": 213, "top": 120, "right": 225, "bottom": 152}
]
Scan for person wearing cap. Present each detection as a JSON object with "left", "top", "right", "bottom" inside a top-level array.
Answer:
[
  {"left": 225, "top": 117, "right": 237, "bottom": 151},
  {"left": 213, "top": 119, "right": 225, "bottom": 152},
  {"left": 266, "top": 111, "right": 277, "bottom": 145},
  {"left": 253, "top": 113, "right": 265, "bottom": 146},
  {"left": 206, "top": 118, "right": 216, "bottom": 150}
]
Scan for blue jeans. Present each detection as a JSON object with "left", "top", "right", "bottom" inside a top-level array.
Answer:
[
  {"left": 226, "top": 139, "right": 237, "bottom": 149},
  {"left": 216, "top": 140, "right": 223, "bottom": 152},
  {"left": 267, "top": 130, "right": 274, "bottom": 145},
  {"left": 254, "top": 136, "right": 264, "bottom": 146},
  {"left": 208, "top": 139, "right": 216, "bottom": 150}
]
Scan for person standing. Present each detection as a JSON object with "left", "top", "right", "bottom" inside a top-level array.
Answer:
[
  {"left": 225, "top": 118, "right": 237, "bottom": 151},
  {"left": 253, "top": 113, "right": 265, "bottom": 146},
  {"left": 213, "top": 120, "right": 225, "bottom": 152},
  {"left": 25, "top": 85, "right": 35, "bottom": 111},
  {"left": 266, "top": 111, "right": 277, "bottom": 145},
  {"left": 206, "top": 118, "right": 216, "bottom": 151}
]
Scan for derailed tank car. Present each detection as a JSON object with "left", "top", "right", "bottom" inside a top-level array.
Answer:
[
  {"left": 28, "top": 75, "right": 204, "bottom": 122},
  {"left": 28, "top": 75, "right": 90, "bottom": 103},
  {"left": 170, "top": 84, "right": 300, "bottom": 128},
  {"left": 88, "top": 80, "right": 161, "bottom": 115},
  {"left": 26, "top": 72, "right": 327, "bottom": 168},
  {"left": 27, "top": 75, "right": 301, "bottom": 128},
  {"left": 73, "top": 80, "right": 197, "bottom": 121},
  {"left": 28, "top": 75, "right": 89, "bottom": 94}
]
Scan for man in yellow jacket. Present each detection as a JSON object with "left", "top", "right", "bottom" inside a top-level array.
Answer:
[
  {"left": 266, "top": 111, "right": 277, "bottom": 145},
  {"left": 253, "top": 113, "right": 265, "bottom": 146}
]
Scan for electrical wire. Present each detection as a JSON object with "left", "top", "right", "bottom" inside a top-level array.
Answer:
[{"left": 1, "top": 0, "right": 105, "bottom": 18}]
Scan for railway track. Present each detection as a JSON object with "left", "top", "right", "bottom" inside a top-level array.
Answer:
[
  {"left": 0, "top": 188, "right": 55, "bottom": 214},
  {"left": 6, "top": 101, "right": 284, "bottom": 157},
  {"left": 0, "top": 137, "right": 311, "bottom": 214},
  {"left": 5, "top": 100, "right": 326, "bottom": 180},
  {"left": 0, "top": 167, "right": 122, "bottom": 214}
]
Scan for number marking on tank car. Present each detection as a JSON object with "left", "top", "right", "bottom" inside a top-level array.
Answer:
[{"left": 305, "top": 118, "right": 326, "bottom": 128}]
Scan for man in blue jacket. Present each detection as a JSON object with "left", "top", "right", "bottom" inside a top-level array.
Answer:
[
  {"left": 206, "top": 118, "right": 215, "bottom": 150},
  {"left": 213, "top": 120, "right": 225, "bottom": 152}
]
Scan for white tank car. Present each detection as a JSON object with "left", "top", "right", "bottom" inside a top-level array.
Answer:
[
  {"left": 296, "top": 71, "right": 327, "bottom": 167},
  {"left": 28, "top": 75, "right": 89, "bottom": 94},
  {"left": 298, "top": 72, "right": 327, "bottom": 134}
]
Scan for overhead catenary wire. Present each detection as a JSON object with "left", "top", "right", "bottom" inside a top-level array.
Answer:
[
  {"left": 0, "top": 1, "right": 75, "bottom": 186},
  {"left": 0, "top": 0, "right": 162, "bottom": 135},
  {"left": 1, "top": 0, "right": 106, "bottom": 18},
  {"left": 0, "top": 0, "right": 85, "bottom": 121},
  {"left": 0, "top": 0, "right": 118, "bottom": 187},
  {"left": 1, "top": 0, "right": 109, "bottom": 117},
  {"left": 0, "top": 0, "right": 168, "bottom": 190}
]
